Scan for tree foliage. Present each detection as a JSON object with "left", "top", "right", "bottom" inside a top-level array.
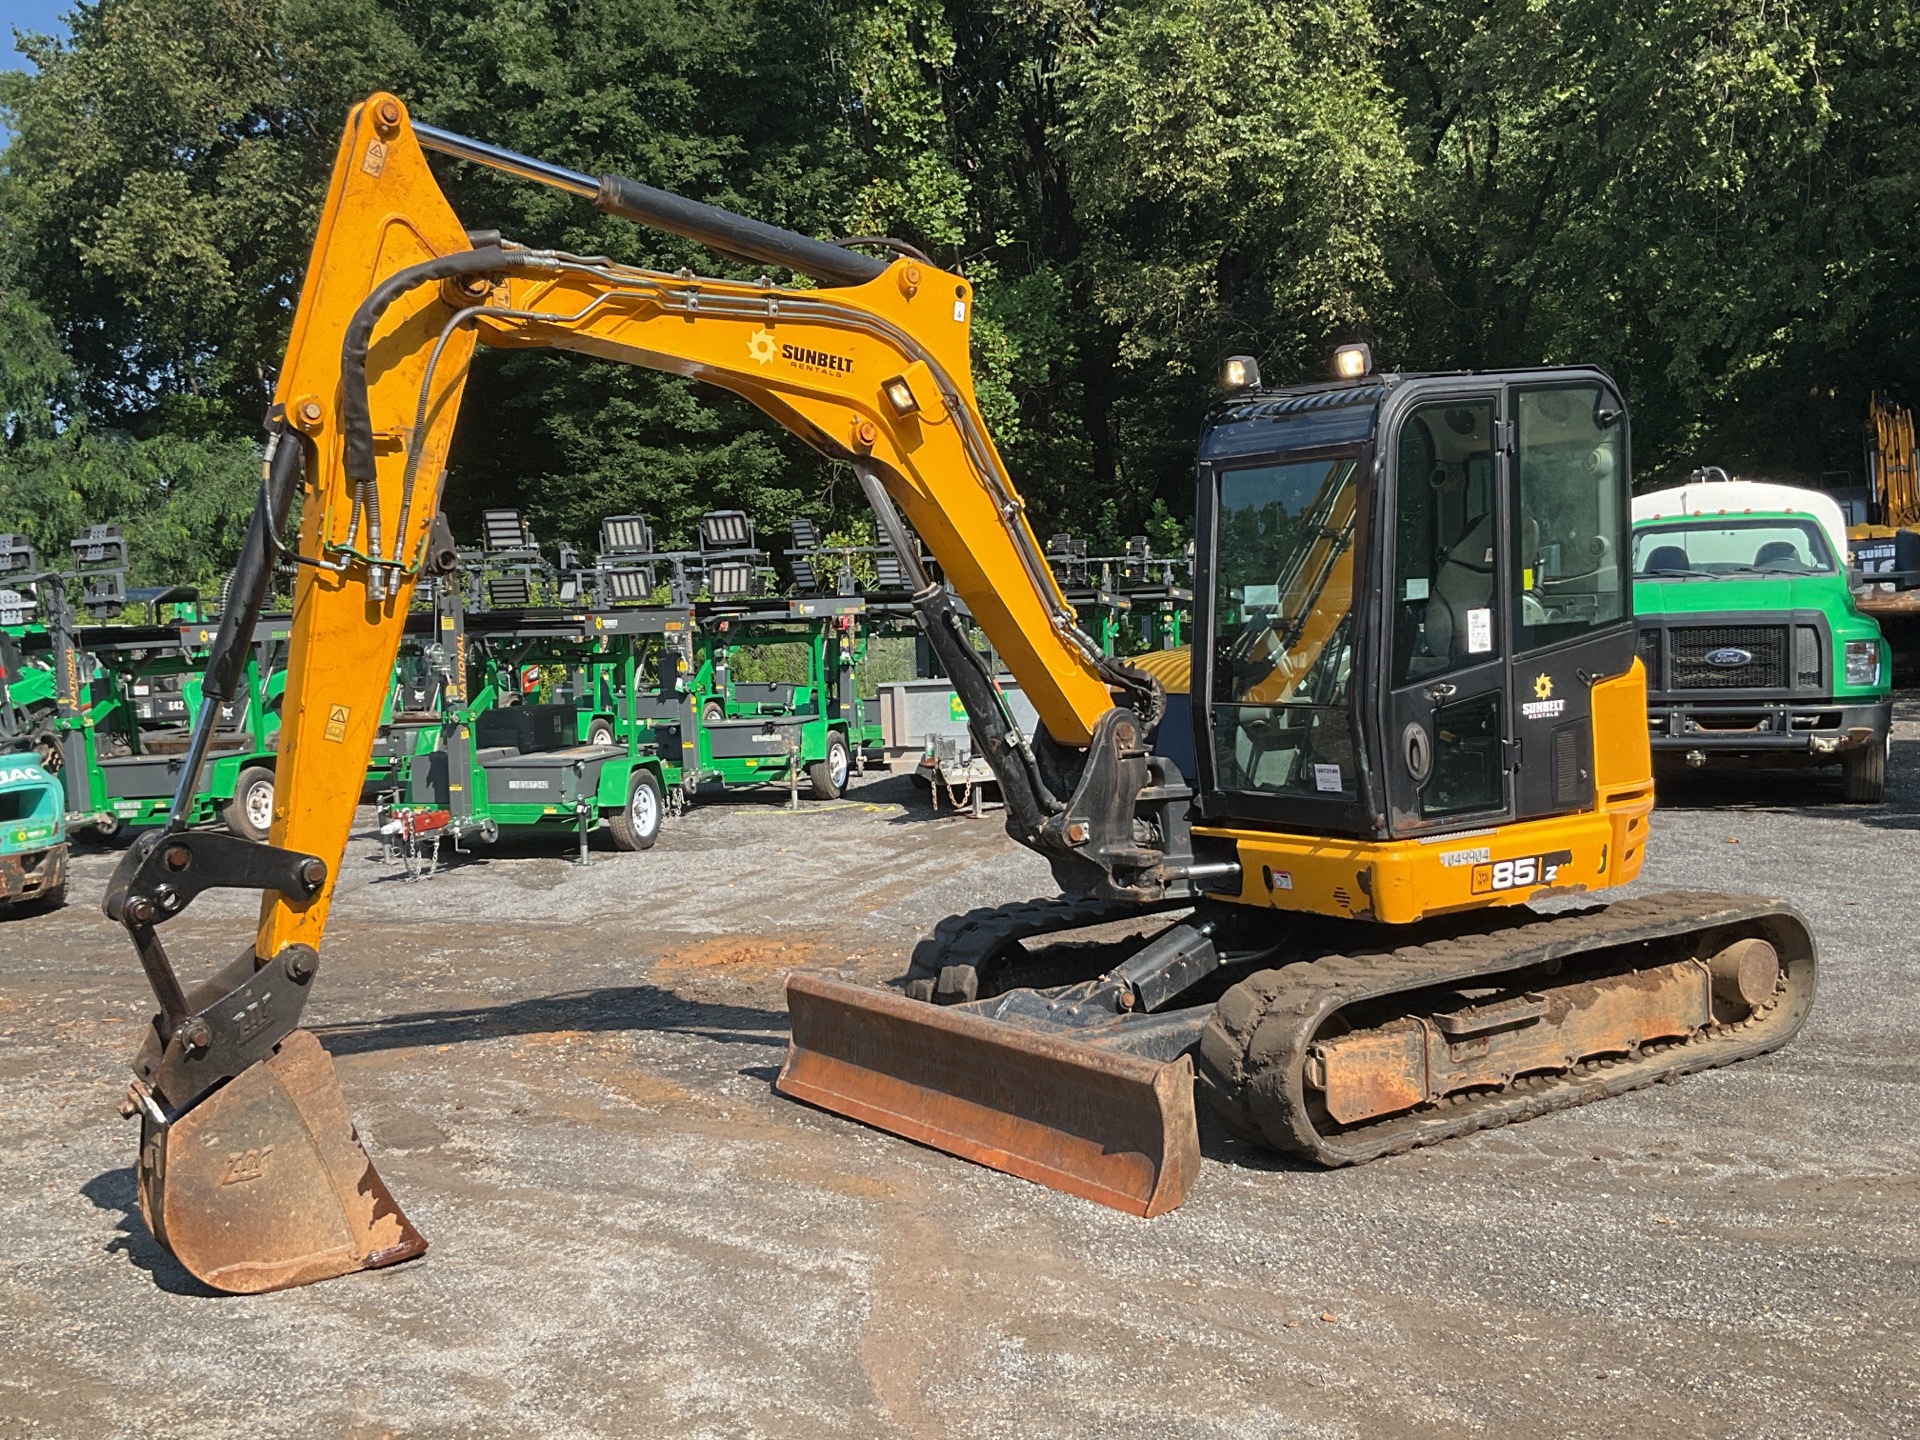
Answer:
[{"left": 1, "top": 0, "right": 1916, "bottom": 581}]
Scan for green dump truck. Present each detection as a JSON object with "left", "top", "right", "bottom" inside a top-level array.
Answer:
[{"left": 1632, "top": 474, "right": 1893, "bottom": 801}]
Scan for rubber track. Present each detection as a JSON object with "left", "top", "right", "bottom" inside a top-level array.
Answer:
[
  {"left": 1195, "top": 890, "right": 1817, "bottom": 1166},
  {"left": 903, "top": 895, "right": 1191, "bottom": 1003}
]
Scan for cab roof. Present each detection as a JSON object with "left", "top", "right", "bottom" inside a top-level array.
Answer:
[{"left": 1632, "top": 479, "right": 1850, "bottom": 564}]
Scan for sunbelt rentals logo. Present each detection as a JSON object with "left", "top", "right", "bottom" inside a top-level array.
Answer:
[
  {"left": 1521, "top": 672, "right": 1565, "bottom": 721},
  {"left": 747, "top": 326, "right": 853, "bottom": 376}
]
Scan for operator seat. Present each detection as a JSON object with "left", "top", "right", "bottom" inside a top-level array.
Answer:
[
  {"left": 1753, "top": 539, "right": 1802, "bottom": 569},
  {"left": 1424, "top": 512, "right": 1496, "bottom": 662}
]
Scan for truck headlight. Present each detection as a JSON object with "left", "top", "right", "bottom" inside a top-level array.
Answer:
[{"left": 1845, "top": 640, "right": 1881, "bottom": 688}]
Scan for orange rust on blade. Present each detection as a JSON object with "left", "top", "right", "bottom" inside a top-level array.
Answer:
[
  {"left": 138, "top": 1030, "right": 426, "bottom": 1294},
  {"left": 1313, "top": 960, "right": 1716, "bottom": 1126},
  {"left": 777, "top": 971, "right": 1200, "bottom": 1217}
]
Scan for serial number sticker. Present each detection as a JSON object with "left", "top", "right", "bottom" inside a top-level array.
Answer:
[
  {"left": 1312, "top": 763, "right": 1343, "bottom": 792},
  {"left": 1439, "top": 846, "right": 1491, "bottom": 868},
  {"left": 1471, "top": 850, "right": 1574, "bottom": 895}
]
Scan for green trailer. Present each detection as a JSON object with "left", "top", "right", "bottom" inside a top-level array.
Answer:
[
  {"left": 379, "top": 584, "right": 688, "bottom": 868},
  {"left": 43, "top": 614, "right": 287, "bottom": 840},
  {"left": 678, "top": 594, "right": 882, "bottom": 801}
]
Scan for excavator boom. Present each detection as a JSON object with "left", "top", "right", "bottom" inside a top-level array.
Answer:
[{"left": 108, "top": 94, "right": 1184, "bottom": 1290}]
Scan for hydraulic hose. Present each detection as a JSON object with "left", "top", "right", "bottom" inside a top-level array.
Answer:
[
  {"left": 340, "top": 244, "right": 516, "bottom": 483},
  {"left": 166, "top": 425, "right": 306, "bottom": 829}
]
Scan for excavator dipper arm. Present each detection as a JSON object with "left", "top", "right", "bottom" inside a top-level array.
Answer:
[{"left": 107, "top": 94, "right": 1194, "bottom": 1291}]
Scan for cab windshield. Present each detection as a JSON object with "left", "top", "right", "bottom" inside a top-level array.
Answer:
[
  {"left": 1632, "top": 518, "right": 1835, "bottom": 578},
  {"left": 1210, "top": 452, "right": 1360, "bottom": 799}
]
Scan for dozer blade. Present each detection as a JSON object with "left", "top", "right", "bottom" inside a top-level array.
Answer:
[
  {"left": 138, "top": 1030, "right": 426, "bottom": 1294},
  {"left": 778, "top": 971, "right": 1200, "bottom": 1217}
]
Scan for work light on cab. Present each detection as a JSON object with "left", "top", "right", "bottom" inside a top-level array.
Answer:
[{"left": 1221, "top": 355, "right": 1261, "bottom": 390}]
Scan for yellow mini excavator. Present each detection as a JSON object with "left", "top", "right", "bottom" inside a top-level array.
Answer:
[{"left": 108, "top": 96, "right": 1815, "bottom": 1292}]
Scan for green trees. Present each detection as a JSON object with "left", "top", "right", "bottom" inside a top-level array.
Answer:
[{"left": 2, "top": 0, "right": 1915, "bottom": 583}]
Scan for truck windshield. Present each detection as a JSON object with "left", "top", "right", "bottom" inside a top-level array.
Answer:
[
  {"left": 1210, "top": 452, "right": 1360, "bottom": 798},
  {"left": 1632, "top": 519, "right": 1835, "bottom": 578}
]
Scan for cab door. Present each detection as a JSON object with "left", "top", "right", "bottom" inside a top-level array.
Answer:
[
  {"left": 1504, "top": 379, "right": 1634, "bottom": 820},
  {"left": 1381, "top": 392, "right": 1515, "bottom": 833}
]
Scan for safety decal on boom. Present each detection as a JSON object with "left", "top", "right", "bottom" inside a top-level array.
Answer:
[{"left": 1471, "top": 849, "right": 1574, "bottom": 895}]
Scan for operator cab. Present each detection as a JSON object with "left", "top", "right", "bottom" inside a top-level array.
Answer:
[{"left": 1191, "top": 354, "right": 1634, "bottom": 840}]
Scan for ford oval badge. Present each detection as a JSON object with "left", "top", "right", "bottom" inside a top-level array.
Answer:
[{"left": 1705, "top": 647, "right": 1753, "bottom": 667}]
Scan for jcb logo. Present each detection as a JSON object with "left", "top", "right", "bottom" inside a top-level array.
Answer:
[{"left": 218, "top": 1147, "right": 274, "bottom": 1186}]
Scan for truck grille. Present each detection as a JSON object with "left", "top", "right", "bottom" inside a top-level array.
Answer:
[
  {"left": 1636, "top": 628, "right": 1662, "bottom": 687},
  {"left": 1668, "top": 625, "right": 1789, "bottom": 689}
]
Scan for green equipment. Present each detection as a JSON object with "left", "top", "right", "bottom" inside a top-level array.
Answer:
[
  {"left": 377, "top": 575, "right": 684, "bottom": 871},
  {"left": 0, "top": 629, "right": 68, "bottom": 910},
  {"left": 1633, "top": 471, "right": 1893, "bottom": 800},
  {"left": 1042, "top": 533, "right": 1193, "bottom": 657},
  {"left": 680, "top": 594, "right": 879, "bottom": 801}
]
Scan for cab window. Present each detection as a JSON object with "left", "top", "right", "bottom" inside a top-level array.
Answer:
[
  {"left": 1210, "top": 455, "right": 1361, "bottom": 798},
  {"left": 1512, "top": 385, "right": 1628, "bottom": 651},
  {"left": 1392, "top": 399, "right": 1498, "bottom": 683}
]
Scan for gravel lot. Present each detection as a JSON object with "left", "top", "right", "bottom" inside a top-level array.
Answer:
[{"left": 2, "top": 705, "right": 1917, "bottom": 1439}]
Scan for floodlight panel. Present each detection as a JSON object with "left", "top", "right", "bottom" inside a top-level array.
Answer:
[
  {"left": 0, "top": 588, "right": 33, "bottom": 626},
  {"left": 71, "top": 524, "right": 127, "bottom": 569},
  {"left": 606, "top": 566, "right": 655, "bottom": 603},
  {"left": 601, "top": 515, "right": 653, "bottom": 555},
  {"left": 708, "top": 560, "right": 753, "bottom": 597},
  {"left": 483, "top": 509, "right": 529, "bottom": 552},
  {"left": 699, "top": 510, "right": 752, "bottom": 550},
  {"left": 82, "top": 570, "right": 126, "bottom": 615},
  {"left": 486, "top": 575, "right": 530, "bottom": 608},
  {"left": 0, "top": 535, "right": 34, "bottom": 575},
  {"left": 875, "top": 552, "right": 905, "bottom": 589},
  {"left": 790, "top": 517, "right": 819, "bottom": 549}
]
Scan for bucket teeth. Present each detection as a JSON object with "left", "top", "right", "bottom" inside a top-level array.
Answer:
[
  {"left": 778, "top": 971, "right": 1200, "bottom": 1217},
  {"left": 139, "top": 1029, "right": 426, "bottom": 1294}
]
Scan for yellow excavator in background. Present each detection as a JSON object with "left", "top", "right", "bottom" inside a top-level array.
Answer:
[
  {"left": 1850, "top": 393, "right": 1920, "bottom": 658},
  {"left": 108, "top": 95, "right": 1816, "bottom": 1293}
]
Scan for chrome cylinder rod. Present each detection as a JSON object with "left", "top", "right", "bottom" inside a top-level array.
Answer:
[{"left": 413, "top": 121, "right": 598, "bottom": 199}]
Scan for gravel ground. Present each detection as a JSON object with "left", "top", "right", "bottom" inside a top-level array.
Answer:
[{"left": 1, "top": 708, "right": 1916, "bottom": 1440}]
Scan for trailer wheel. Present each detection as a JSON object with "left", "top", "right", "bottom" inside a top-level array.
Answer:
[
  {"left": 223, "top": 766, "right": 276, "bottom": 843},
  {"left": 809, "top": 731, "right": 851, "bottom": 800},
  {"left": 701, "top": 699, "right": 726, "bottom": 726},
  {"left": 1841, "top": 732, "right": 1888, "bottom": 804},
  {"left": 608, "top": 769, "right": 664, "bottom": 851},
  {"left": 588, "top": 719, "right": 616, "bottom": 746}
]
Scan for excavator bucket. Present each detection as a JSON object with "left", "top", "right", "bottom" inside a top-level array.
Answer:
[
  {"left": 778, "top": 972, "right": 1201, "bottom": 1217},
  {"left": 137, "top": 1030, "right": 426, "bottom": 1294}
]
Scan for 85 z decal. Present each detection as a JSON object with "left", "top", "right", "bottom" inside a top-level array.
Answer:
[{"left": 1470, "top": 850, "right": 1574, "bottom": 895}]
